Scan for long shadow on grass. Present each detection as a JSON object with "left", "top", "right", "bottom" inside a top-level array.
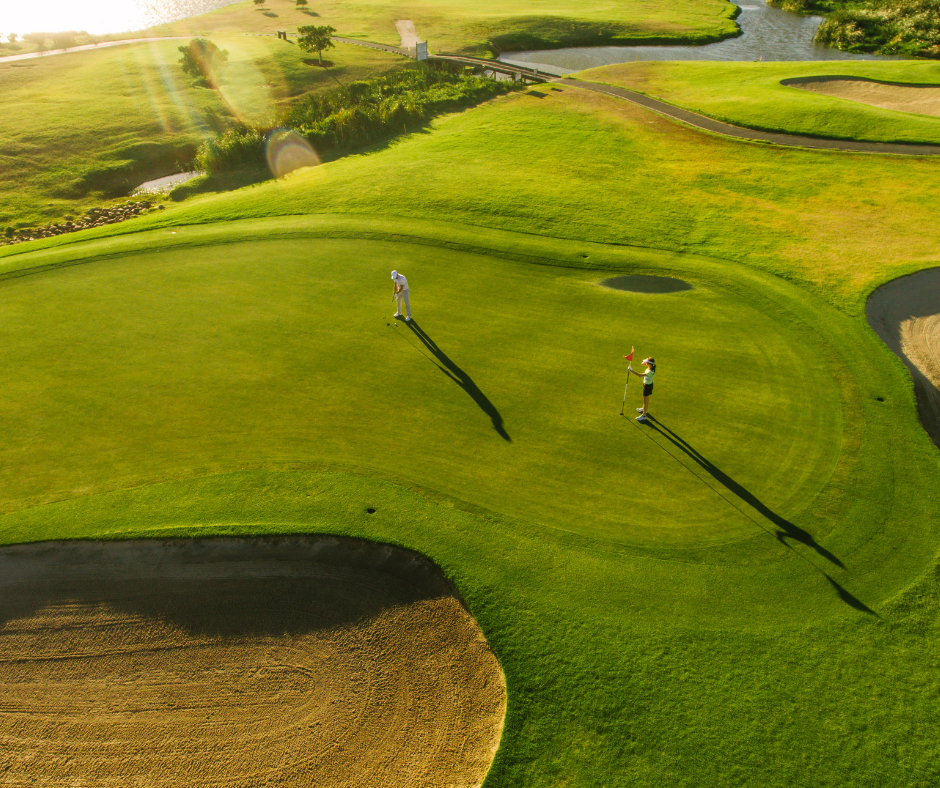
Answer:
[
  {"left": 644, "top": 416, "right": 843, "bottom": 568},
  {"left": 638, "top": 417, "right": 877, "bottom": 614},
  {"left": 404, "top": 319, "right": 511, "bottom": 442}
]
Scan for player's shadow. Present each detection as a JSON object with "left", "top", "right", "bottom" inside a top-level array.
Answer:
[
  {"left": 645, "top": 416, "right": 844, "bottom": 569},
  {"left": 406, "top": 320, "right": 511, "bottom": 442}
]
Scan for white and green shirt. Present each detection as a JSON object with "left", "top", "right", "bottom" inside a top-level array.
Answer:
[{"left": 643, "top": 367, "right": 655, "bottom": 385}]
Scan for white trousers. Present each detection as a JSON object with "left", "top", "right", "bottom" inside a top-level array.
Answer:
[{"left": 396, "top": 289, "right": 411, "bottom": 318}]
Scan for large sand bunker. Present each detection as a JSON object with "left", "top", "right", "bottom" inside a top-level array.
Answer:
[
  {"left": 0, "top": 536, "right": 506, "bottom": 786},
  {"left": 783, "top": 76, "right": 940, "bottom": 118},
  {"left": 867, "top": 267, "right": 940, "bottom": 448}
]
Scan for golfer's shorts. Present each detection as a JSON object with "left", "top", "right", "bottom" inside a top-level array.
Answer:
[{"left": 643, "top": 383, "right": 654, "bottom": 397}]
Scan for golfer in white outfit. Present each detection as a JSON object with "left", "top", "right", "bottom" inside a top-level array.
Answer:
[{"left": 391, "top": 270, "right": 411, "bottom": 321}]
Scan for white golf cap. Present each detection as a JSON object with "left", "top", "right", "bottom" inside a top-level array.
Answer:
[{"left": 391, "top": 270, "right": 397, "bottom": 279}]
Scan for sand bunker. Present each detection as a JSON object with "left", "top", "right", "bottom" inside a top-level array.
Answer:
[
  {"left": 784, "top": 76, "right": 940, "bottom": 118},
  {"left": 0, "top": 536, "right": 506, "bottom": 787},
  {"left": 602, "top": 275, "right": 693, "bottom": 293},
  {"left": 867, "top": 267, "right": 940, "bottom": 447}
]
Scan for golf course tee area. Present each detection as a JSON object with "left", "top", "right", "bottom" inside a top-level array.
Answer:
[{"left": 2, "top": 1, "right": 940, "bottom": 786}]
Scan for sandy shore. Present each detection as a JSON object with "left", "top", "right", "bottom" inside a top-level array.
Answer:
[
  {"left": 785, "top": 76, "right": 940, "bottom": 118},
  {"left": 867, "top": 268, "right": 940, "bottom": 447},
  {"left": 0, "top": 536, "right": 506, "bottom": 787}
]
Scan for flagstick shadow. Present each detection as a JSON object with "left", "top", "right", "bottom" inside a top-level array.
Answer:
[{"left": 406, "top": 320, "right": 511, "bottom": 442}]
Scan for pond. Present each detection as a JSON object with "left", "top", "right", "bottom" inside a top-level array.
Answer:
[
  {"left": 498, "top": 0, "right": 901, "bottom": 74},
  {"left": 7, "top": 0, "right": 244, "bottom": 36}
]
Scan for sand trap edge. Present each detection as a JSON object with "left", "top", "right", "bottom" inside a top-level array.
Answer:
[{"left": 866, "top": 267, "right": 940, "bottom": 448}]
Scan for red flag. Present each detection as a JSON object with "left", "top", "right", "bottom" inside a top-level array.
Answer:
[{"left": 624, "top": 346, "right": 634, "bottom": 361}]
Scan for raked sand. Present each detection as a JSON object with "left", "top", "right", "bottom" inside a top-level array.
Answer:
[{"left": 0, "top": 536, "right": 506, "bottom": 787}]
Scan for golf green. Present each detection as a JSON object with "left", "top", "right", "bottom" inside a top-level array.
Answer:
[
  {"left": 1, "top": 217, "right": 939, "bottom": 786},
  {"left": 0, "top": 231, "right": 839, "bottom": 549}
]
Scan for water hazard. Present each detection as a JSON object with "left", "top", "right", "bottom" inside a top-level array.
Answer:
[
  {"left": 499, "top": 0, "right": 900, "bottom": 74},
  {"left": 6, "top": 0, "right": 244, "bottom": 36}
]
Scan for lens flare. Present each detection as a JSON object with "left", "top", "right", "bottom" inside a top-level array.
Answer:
[{"left": 265, "top": 130, "right": 320, "bottom": 179}]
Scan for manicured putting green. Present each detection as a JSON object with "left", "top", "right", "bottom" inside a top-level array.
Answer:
[
  {"left": 2, "top": 218, "right": 940, "bottom": 787},
  {"left": 0, "top": 236, "right": 841, "bottom": 553}
]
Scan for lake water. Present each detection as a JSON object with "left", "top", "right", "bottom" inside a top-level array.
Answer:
[
  {"left": 499, "top": 0, "right": 897, "bottom": 74},
  {"left": 6, "top": 0, "right": 244, "bottom": 36}
]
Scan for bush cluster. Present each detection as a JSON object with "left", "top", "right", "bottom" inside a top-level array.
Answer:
[
  {"left": 194, "top": 64, "right": 516, "bottom": 175},
  {"left": 195, "top": 127, "right": 267, "bottom": 173},
  {"left": 770, "top": 0, "right": 940, "bottom": 57}
]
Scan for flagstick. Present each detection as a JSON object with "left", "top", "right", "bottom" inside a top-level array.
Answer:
[
  {"left": 620, "top": 369, "right": 630, "bottom": 415},
  {"left": 620, "top": 346, "right": 635, "bottom": 416}
]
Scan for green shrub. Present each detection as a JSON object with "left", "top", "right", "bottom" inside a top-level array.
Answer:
[
  {"left": 194, "top": 127, "right": 267, "bottom": 174},
  {"left": 196, "top": 64, "right": 517, "bottom": 175},
  {"left": 774, "top": 0, "right": 940, "bottom": 57}
]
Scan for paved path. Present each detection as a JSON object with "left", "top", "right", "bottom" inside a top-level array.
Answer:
[
  {"left": 560, "top": 78, "right": 940, "bottom": 156},
  {"left": 0, "top": 37, "right": 187, "bottom": 64},
  {"left": 332, "top": 36, "right": 409, "bottom": 57}
]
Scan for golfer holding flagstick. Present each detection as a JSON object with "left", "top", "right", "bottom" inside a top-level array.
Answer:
[
  {"left": 620, "top": 347, "right": 656, "bottom": 420},
  {"left": 635, "top": 356, "right": 656, "bottom": 422}
]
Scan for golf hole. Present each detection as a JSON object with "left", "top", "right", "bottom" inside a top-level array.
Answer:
[
  {"left": 876, "top": 397, "right": 885, "bottom": 402},
  {"left": 602, "top": 275, "right": 693, "bottom": 294},
  {"left": 366, "top": 507, "right": 376, "bottom": 513}
]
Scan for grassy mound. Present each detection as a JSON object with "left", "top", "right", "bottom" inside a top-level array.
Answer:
[
  {"left": 19, "top": 83, "right": 936, "bottom": 313},
  {"left": 0, "top": 36, "right": 408, "bottom": 227},
  {"left": 1, "top": 215, "right": 939, "bottom": 786},
  {"left": 575, "top": 60, "right": 940, "bottom": 144}
]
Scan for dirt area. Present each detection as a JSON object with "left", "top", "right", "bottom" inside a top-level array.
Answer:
[
  {"left": 602, "top": 274, "right": 692, "bottom": 293},
  {"left": 867, "top": 267, "right": 940, "bottom": 448},
  {"left": 785, "top": 77, "right": 940, "bottom": 118},
  {"left": 396, "top": 20, "right": 421, "bottom": 49},
  {"left": 0, "top": 536, "right": 506, "bottom": 787}
]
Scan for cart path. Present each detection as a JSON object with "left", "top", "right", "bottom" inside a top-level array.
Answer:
[
  {"left": 332, "top": 36, "right": 410, "bottom": 56},
  {"left": 0, "top": 37, "right": 188, "bottom": 63},
  {"left": 558, "top": 78, "right": 940, "bottom": 156}
]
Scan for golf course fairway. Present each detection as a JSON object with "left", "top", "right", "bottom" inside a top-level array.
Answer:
[{"left": 1, "top": 215, "right": 939, "bottom": 786}]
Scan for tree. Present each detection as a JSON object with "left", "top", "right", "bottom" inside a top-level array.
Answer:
[
  {"left": 24, "top": 33, "right": 47, "bottom": 53},
  {"left": 178, "top": 38, "right": 229, "bottom": 87},
  {"left": 296, "top": 0, "right": 309, "bottom": 7},
  {"left": 297, "top": 24, "right": 336, "bottom": 64},
  {"left": 51, "top": 32, "right": 77, "bottom": 51},
  {"left": 6, "top": 33, "right": 17, "bottom": 44},
  {"left": 253, "top": 0, "right": 265, "bottom": 6}
]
